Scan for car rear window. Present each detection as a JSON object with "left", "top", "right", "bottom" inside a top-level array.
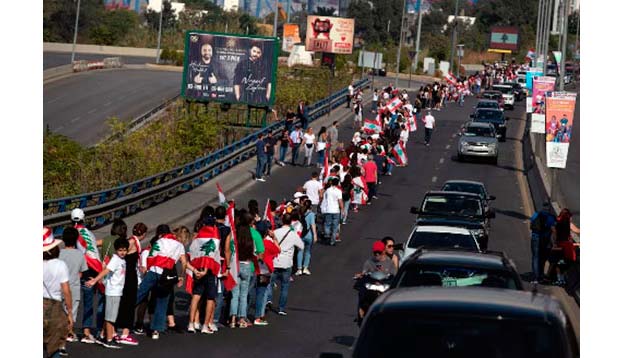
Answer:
[
  {"left": 421, "top": 195, "right": 483, "bottom": 216},
  {"left": 355, "top": 313, "right": 566, "bottom": 358},
  {"left": 407, "top": 231, "right": 478, "bottom": 251},
  {"left": 395, "top": 264, "right": 520, "bottom": 290},
  {"left": 441, "top": 183, "right": 486, "bottom": 198},
  {"left": 474, "top": 110, "right": 504, "bottom": 123},
  {"left": 463, "top": 126, "right": 495, "bottom": 137}
]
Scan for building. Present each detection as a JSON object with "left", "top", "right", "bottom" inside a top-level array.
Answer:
[
  {"left": 104, "top": 0, "right": 148, "bottom": 13},
  {"left": 147, "top": 0, "right": 186, "bottom": 19}
]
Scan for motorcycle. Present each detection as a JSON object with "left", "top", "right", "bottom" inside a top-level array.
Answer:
[{"left": 353, "top": 271, "right": 394, "bottom": 326}]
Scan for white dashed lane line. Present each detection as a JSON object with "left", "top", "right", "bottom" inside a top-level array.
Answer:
[
  {"left": 87, "top": 108, "right": 97, "bottom": 114},
  {"left": 439, "top": 158, "right": 445, "bottom": 164},
  {"left": 71, "top": 116, "right": 80, "bottom": 123},
  {"left": 432, "top": 176, "right": 438, "bottom": 183},
  {"left": 103, "top": 101, "right": 112, "bottom": 106},
  {"left": 445, "top": 144, "right": 451, "bottom": 149}
]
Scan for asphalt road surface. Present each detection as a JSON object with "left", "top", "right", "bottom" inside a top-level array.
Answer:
[
  {"left": 43, "top": 69, "right": 181, "bottom": 146},
  {"left": 44, "top": 52, "right": 154, "bottom": 70},
  {"left": 68, "top": 92, "right": 538, "bottom": 357}
]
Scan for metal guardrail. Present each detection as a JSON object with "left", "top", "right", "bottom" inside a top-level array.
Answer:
[{"left": 44, "top": 78, "right": 370, "bottom": 234}]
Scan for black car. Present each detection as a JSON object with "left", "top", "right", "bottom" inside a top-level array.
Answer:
[
  {"left": 339, "top": 287, "right": 580, "bottom": 358},
  {"left": 470, "top": 108, "right": 508, "bottom": 141},
  {"left": 390, "top": 248, "right": 524, "bottom": 290},
  {"left": 411, "top": 191, "right": 494, "bottom": 250},
  {"left": 441, "top": 180, "right": 496, "bottom": 213},
  {"left": 480, "top": 90, "right": 504, "bottom": 109},
  {"left": 503, "top": 81, "right": 526, "bottom": 101}
]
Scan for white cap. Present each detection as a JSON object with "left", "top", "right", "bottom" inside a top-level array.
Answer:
[
  {"left": 70, "top": 208, "right": 85, "bottom": 222},
  {"left": 294, "top": 192, "right": 306, "bottom": 199}
]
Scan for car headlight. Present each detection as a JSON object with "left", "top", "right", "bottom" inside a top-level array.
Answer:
[
  {"left": 470, "top": 228, "right": 485, "bottom": 238},
  {"left": 365, "top": 283, "right": 390, "bottom": 292},
  {"left": 488, "top": 143, "right": 497, "bottom": 148},
  {"left": 460, "top": 141, "right": 469, "bottom": 148}
]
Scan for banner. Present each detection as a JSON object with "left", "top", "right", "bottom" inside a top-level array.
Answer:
[
  {"left": 282, "top": 24, "right": 301, "bottom": 52},
  {"left": 525, "top": 67, "right": 543, "bottom": 96},
  {"left": 545, "top": 92, "right": 577, "bottom": 168},
  {"left": 489, "top": 26, "right": 519, "bottom": 51},
  {"left": 530, "top": 76, "right": 556, "bottom": 133},
  {"left": 358, "top": 51, "right": 383, "bottom": 69},
  {"left": 181, "top": 31, "right": 279, "bottom": 107},
  {"left": 305, "top": 16, "right": 354, "bottom": 54}
]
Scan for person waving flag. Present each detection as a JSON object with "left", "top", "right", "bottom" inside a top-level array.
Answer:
[
  {"left": 392, "top": 142, "right": 408, "bottom": 166},
  {"left": 216, "top": 182, "right": 227, "bottom": 206},
  {"left": 223, "top": 203, "right": 240, "bottom": 291},
  {"left": 263, "top": 198, "right": 276, "bottom": 230}
]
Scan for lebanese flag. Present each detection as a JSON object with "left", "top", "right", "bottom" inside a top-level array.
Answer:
[
  {"left": 146, "top": 234, "right": 182, "bottom": 270},
  {"left": 351, "top": 176, "right": 369, "bottom": 205},
  {"left": 263, "top": 198, "right": 275, "bottom": 230},
  {"left": 262, "top": 237, "right": 281, "bottom": 273},
  {"left": 223, "top": 203, "right": 240, "bottom": 291},
  {"left": 392, "top": 142, "right": 408, "bottom": 166},
  {"left": 189, "top": 226, "right": 222, "bottom": 275},
  {"left": 216, "top": 182, "right": 226, "bottom": 206},
  {"left": 445, "top": 72, "right": 458, "bottom": 85},
  {"left": 320, "top": 153, "right": 329, "bottom": 182},
  {"left": 407, "top": 114, "right": 417, "bottom": 132},
  {"left": 75, "top": 224, "right": 103, "bottom": 273},
  {"left": 385, "top": 97, "right": 403, "bottom": 113},
  {"left": 526, "top": 48, "right": 536, "bottom": 62},
  {"left": 363, "top": 118, "right": 382, "bottom": 134}
]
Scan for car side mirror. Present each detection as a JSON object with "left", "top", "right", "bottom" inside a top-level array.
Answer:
[
  {"left": 320, "top": 354, "right": 344, "bottom": 358},
  {"left": 488, "top": 195, "right": 496, "bottom": 201},
  {"left": 410, "top": 206, "right": 420, "bottom": 215}
]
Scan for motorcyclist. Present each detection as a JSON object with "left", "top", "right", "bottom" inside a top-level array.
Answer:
[{"left": 354, "top": 241, "right": 396, "bottom": 324}]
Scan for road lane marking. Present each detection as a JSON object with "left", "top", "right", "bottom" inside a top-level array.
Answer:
[
  {"left": 439, "top": 158, "right": 444, "bottom": 164},
  {"left": 71, "top": 116, "right": 80, "bottom": 123},
  {"left": 432, "top": 176, "right": 437, "bottom": 183},
  {"left": 87, "top": 108, "right": 97, "bottom": 114},
  {"left": 103, "top": 101, "right": 112, "bottom": 106},
  {"left": 445, "top": 144, "right": 450, "bottom": 149},
  {"left": 56, "top": 125, "right": 64, "bottom": 131}
]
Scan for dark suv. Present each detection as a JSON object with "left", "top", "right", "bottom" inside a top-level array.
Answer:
[
  {"left": 411, "top": 191, "right": 494, "bottom": 250},
  {"left": 470, "top": 108, "right": 508, "bottom": 141},
  {"left": 390, "top": 248, "right": 524, "bottom": 290}
]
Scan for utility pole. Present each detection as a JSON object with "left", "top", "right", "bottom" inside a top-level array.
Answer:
[
  {"left": 414, "top": 1, "right": 423, "bottom": 75},
  {"left": 273, "top": 0, "right": 279, "bottom": 38},
  {"left": 449, "top": 0, "right": 460, "bottom": 75},
  {"left": 395, "top": 0, "right": 407, "bottom": 88},
  {"left": 558, "top": 0, "right": 569, "bottom": 90},
  {"left": 542, "top": 0, "right": 553, "bottom": 74},
  {"left": 70, "top": 0, "right": 81, "bottom": 64},
  {"left": 156, "top": 0, "right": 165, "bottom": 64}
]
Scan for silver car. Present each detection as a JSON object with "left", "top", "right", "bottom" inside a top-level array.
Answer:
[{"left": 457, "top": 122, "right": 499, "bottom": 164}]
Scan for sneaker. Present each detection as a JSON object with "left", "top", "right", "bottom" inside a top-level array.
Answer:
[
  {"left": 116, "top": 335, "right": 139, "bottom": 346},
  {"left": 254, "top": 318, "right": 269, "bottom": 326},
  {"left": 209, "top": 323, "right": 219, "bottom": 332},
  {"left": 151, "top": 331, "right": 160, "bottom": 340},
  {"left": 229, "top": 321, "right": 237, "bottom": 329},
  {"left": 303, "top": 268, "right": 311, "bottom": 275},
  {"left": 335, "top": 238, "right": 342, "bottom": 243},
  {"left": 372, "top": 196, "right": 379, "bottom": 199},
  {"left": 59, "top": 348, "right": 69, "bottom": 357},
  {"left": 187, "top": 323, "right": 196, "bottom": 333},
  {"left": 201, "top": 324, "right": 214, "bottom": 334},
  {"left": 238, "top": 320, "right": 248, "bottom": 328},
  {"left": 81, "top": 334, "right": 96, "bottom": 344},
  {"left": 66, "top": 334, "right": 77, "bottom": 343},
  {"left": 133, "top": 328, "right": 145, "bottom": 336},
  {"left": 95, "top": 335, "right": 106, "bottom": 346},
  {"left": 102, "top": 340, "right": 122, "bottom": 349},
  {"left": 295, "top": 269, "right": 303, "bottom": 276},
  {"left": 194, "top": 322, "right": 201, "bottom": 330},
  {"left": 256, "top": 178, "right": 266, "bottom": 182},
  {"left": 278, "top": 311, "right": 288, "bottom": 316}
]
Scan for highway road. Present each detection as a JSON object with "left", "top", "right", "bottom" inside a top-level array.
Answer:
[
  {"left": 44, "top": 52, "right": 154, "bottom": 70},
  {"left": 68, "top": 91, "right": 541, "bottom": 357},
  {"left": 43, "top": 69, "right": 181, "bottom": 146}
]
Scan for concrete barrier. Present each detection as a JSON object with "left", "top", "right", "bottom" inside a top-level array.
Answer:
[{"left": 44, "top": 42, "right": 159, "bottom": 58}]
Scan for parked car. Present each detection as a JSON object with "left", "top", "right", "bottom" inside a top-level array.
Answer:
[
  {"left": 470, "top": 108, "right": 508, "bottom": 141},
  {"left": 410, "top": 191, "right": 494, "bottom": 250},
  {"left": 457, "top": 121, "right": 499, "bottom": 164},
  {"left": 332, "top": 287, "right": 580, "bottom": 358},
  {"left": 400, "top": 225, "right": 480, "bottom": 261},
  {"left": 390, "top": 248, "right": 524, "bottom": 290},
  {"left": 492, "top": 84, "right": 515, "bottom": 109}
]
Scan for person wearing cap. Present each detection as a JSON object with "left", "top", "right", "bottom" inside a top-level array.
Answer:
[
  {"left": 43, "top": 227, "right": 73, "bottom": 358},
  {"left": 529, "top": 202, "right": 557, "bottom": 283},
  {"left": 361, "top": 241, "right": 397, "bottom": 276}
]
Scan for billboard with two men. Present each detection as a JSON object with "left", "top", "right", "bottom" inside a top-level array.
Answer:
[{"left": 181, "top": 31, "right": 279, "bottom": 107}]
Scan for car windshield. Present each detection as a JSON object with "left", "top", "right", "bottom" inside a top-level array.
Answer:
[
  {"left": 474, "top": 110, "right": 504, "bottom": 123},
  {"left": 421, "top": 195, "right": 483, "bottom": 217},
  {"left": 407, "top": 231, "right": 478, "bottom": 251},
  {"left": 476, "top": 101, "right": 498, "bottom": 109},
  {"left": 355, "top": 313, "right": 566, "bottom": 358},
  {"left": 493, "top": 86, "right": 512, "bottom": 94},
  {"left": 463, "top": 126, "right": 495, "bottom": 138},
  {"left": 395, "top": 264, "right": 520, "bottom": 289},
  {"left": 441, "top": 183, "right": 486, "bottom": 199}
]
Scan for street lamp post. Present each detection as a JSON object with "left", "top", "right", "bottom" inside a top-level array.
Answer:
[
  {"left": 395, "top": 0, "right": 407, "bottom": 88},
  {"left": 449, "top": 0, "right": 460, "bottom": 75},
  {"left": 414, "top": 2, "right": 423, "bottom": 76},
  {"left": 558, "top": 0, "right": 569, "bottom": 91},
  {"left": 457, "top": 44, "right": 464, "bottom": 77},
  {"left": 156, "top": 0, "right": 165, "bottom": 64},
  {"left": 273, "top": 0, "right": 279, "bottom": 38},
  {"left": 70, "top": 0, "right": 81, "bottom": 64}
]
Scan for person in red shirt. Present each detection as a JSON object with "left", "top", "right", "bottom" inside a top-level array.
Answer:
[
  {"left": 362, "top": 155, "right": 378, "bottom": 202},
  {"left": 254, "top": 221, "right": 281, "bottom": 326}
]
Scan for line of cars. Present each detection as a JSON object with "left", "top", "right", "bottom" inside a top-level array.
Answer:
[{"left": 322, "top": 180, "right": 579, "bottom": 358}]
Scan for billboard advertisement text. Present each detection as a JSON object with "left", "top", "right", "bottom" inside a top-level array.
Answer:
[
  {"left": 545, "top": 92, "right": 577, "bottom": 168},
  {"left": 305, "top": 16, "right": 354, "bottom": 54}
]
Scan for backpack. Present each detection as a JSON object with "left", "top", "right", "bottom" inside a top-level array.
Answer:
[
  {"left": 300, "top": 212, "right": 312, "bottom": 239},
  {"left": 530, "top": 212, "right": 547, "bottom": 234}
]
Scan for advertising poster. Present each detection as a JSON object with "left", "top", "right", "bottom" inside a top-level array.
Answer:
[
  {"left": 282, "top": 24, "right": 301, "bottom": 52},
  {"left": 181, "top": 31, "right": 279, "bottom": 107},
  {"left": 530, "top": 76, "right": 556, "bottom": 133},
  {"left": 305, "top": 16, "right": 355, "bottom": 54},
  {"left": 525, "top": 67, "right": 543, "bottom": 96},
  {"left": 545, "top": 92, "right": 577, "bottom": 168},
  {"left": 358, "top": 51, "right": 383, "bottom": 69}
]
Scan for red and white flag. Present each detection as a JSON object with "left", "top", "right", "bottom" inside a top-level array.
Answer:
[
  {"left": 263, "top": 198, "right": 275, "bottom": 230},
  {"left": 216, "top": 182, "right": 226, "bottom": 206},
  {"left": 223, "top": 203, "right": 240, "bottom": 291},
  {"left": 444, "top": 72, "right": 458, "bottom": 85},
  {"left": 407, "top": 114, "right": 417, "bottom": 132},
  {"left": 320, "top": 153, "right": 330, "bottom": 182},
  {"left": 185, "top": 226, "right": 222, "bottom": 293},
  {"left": 363, "top": 118, "right": 382, "bottom": 134},
  {"left": 75, "top": 224, "right": 103, "bottom": 273},
  {"left": 146, "top": 233, "right": 185, "bottom": 270},
  {"left": 351, "top": 176, "right": 369, "bottom": 205},
  {"left": 385, "top": 97, "right": 403, "bottom": 113},
  {"left": 392, "top": 142, "right": 408, "bottom": 166}
]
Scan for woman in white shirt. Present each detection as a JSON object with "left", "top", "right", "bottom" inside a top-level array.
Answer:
[
  {"left": 303, "top": 127, "right": 315, "bottom": 167},
  {"left": 316, "top": 127, "right": 328, "bottom": 169}
]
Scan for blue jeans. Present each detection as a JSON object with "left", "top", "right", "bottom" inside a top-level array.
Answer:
[
  {"left": 256, "top": 155, "right": 267, "bottom": 179},
  {"left": 531, "top": 233, "right": 542, "bottom": 281},
  {"left": 342, "top": 199, "right": 351, "bottom": 223},
  {"left": 267, "top": 268, "right": 292, "bottom": 312},
  {"left": 324, "top": 213, "right": 341, "bottom": 244},
  {"left": 254, "top": 283, "right": 269, "bottom": 319},
  {"left": 317, "top": 149, "right": 325, "bottom": 166},
  {"left": 297, "top": 234, "right": 313, "bottom": 269},
  {"left": 386, "top": 162, "right": 394, "bottom": 174},
  {"left": 265, "top": 155, "right": 274, "bottom": 175},
  {"left": 136, "top": 271, "right": 169, "bottom": 332},
  {"left": 80, "top": 278, "right": 105, "bottom": 334},
  {"left": 229, "top": 262, "right": 252, "bottom": 319},
  {"left": 291, "top": 143, "right": 301, "bottom": 164},
  {"left": 372, "top": 101, "right": 378, "bottom": 113},
  {"left": 213, "top": 278, "right": 224, "bottom": 323},
  {"left": 279, "top": 146, "right": 288, "bottom": 163}
]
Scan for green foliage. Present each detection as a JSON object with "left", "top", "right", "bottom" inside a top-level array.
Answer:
[
  {"left": 315, "top": 7, "right": 337, "bottom": 16},
  {"left": 89, "top": 8, "right": 140, "bottom": 45}
]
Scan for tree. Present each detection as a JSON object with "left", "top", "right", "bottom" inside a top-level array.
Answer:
[
  {"left": 315, "top": 6, "right": 337, "bottom": 16},
  {"left": 89, "top": 9, "right": 139, "bottom": 46},
  {"left": 144, "top": 0, "right": 177, "bottom": 31}
]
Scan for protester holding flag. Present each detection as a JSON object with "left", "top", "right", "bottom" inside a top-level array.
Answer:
[
  {"left": 253, "top": 221, "right": 280, "bottom": 326},
  {"left": 391, "top": 141, "right": 409, "bottom": 167},
  {"left": 353, "top": 100, "right": 363, "bottom": 129}
]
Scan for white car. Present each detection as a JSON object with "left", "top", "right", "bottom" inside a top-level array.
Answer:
[
  {"left": 400, "top": 225, "right": 480, "bottom": 264},
  {"left": 492, "top": 84, "right": 515, "bottom": 109}
]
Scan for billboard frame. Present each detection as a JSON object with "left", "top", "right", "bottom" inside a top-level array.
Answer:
[
  {"left": 488, "top": 26, "right": 520, "bottom": 52},
  {"left": 180, "top": 30, "right": 280, "bottom": 108}
]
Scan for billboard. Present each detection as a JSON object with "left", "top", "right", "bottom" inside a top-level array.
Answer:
[
  {"left": 181, "top": 31, "right": 279, "bottom": 107},
  {"left": 305, "top": 15, "right": 354, "bottom": 54},
  {"left": 489, "top": 26, "right": 519, "bottom": 51},
  {"left": 530, "top": 76, "right": 556, "bottom": 133},
  {"left": 358, "top": 50, "right": 383, "bottom": 69},
  {"left": 545, "top": 92, "right": 577, "bottom": 168},
  {"left": 282, "top": 24, "right": 302, "bottom": 52}
]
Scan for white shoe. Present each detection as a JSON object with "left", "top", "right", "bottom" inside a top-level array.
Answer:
[
  {"left": 303, "top": 268, "right": 311, "bottom": 275},
  {"left": 295, "top": 269, "right": 303, "bottom": 276},
  {"left": 201, "top": 324, "right": 214, "bottom": 334},
  {"left": 187, "top": 323, "right": 196, "bottom": 333},
  {"left": 256, "top": 177, "right": 266, "bottom": 182},
  {"left": 209, "top": 323, "right": 218, "bottom": 332},
  {"left": 194, "top": 322, "right": 201, "bottom": 330}
]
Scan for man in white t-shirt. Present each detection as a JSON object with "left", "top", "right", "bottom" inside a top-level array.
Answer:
[
  {"left": 424, "top": 111, "right": 436, "bottom": 146},
  {"left": 347, "top": 82, "right": 354, "bottom": 108},
  {"left": 303, "top": 172, "right": 324, "bottom": 210},
  {"left": 268, "top": 214, "right": 305, "bottom": 315},
  {"left": 320, "top": 177, "right": 344, "bottom": 246}
]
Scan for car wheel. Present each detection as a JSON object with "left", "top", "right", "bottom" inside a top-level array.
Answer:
[{"left": 457, "top": 153, "right": 464, "bottom": 162}]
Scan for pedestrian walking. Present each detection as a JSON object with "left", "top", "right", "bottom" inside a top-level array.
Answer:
[
  {"left": 264, "top": 132, "right": 276, "bottom": 177},
  {"left": 353, "top": 100, "right": 363, "bottom": 129},
  {"left": 290, "top": 125, "right": 303, "bottom": 166},
  {"left": 59, "top": 227, "right": 87, "bottom": 344},
  {"left": 277, "top": 129, "right": 290, "bottom": 166},
  {"left": 297, "top": 100, "right": 309, "bottom": 129},
  {"left": 362, "top": 155, "right": 378, "bottom": 201},
  {"left": 316, "top": 127, "right": 328, "bottom": 169},
  {"left": 303, "top": 171, "right": 324, "bottom": 210},
  {"left": 371, "top": 89, "right": 379, "bottom": 113},
  {"left": 254, "top": 132, "right": 267, "bottom": 182},
  {"left": 320, "top": 177, "right": 344, "bottom": 246},
  {"left": 303, "top": 128, "right": 316, "bottom": 167},
  {"left": 327, "top": 121, "right": 339, "bottom": 148},
  {"left": 424, "top": 111, "right": 435, "bottom": 146},
  {"left": 295, "top": 200, "right": 317, "bottom": 276}
]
